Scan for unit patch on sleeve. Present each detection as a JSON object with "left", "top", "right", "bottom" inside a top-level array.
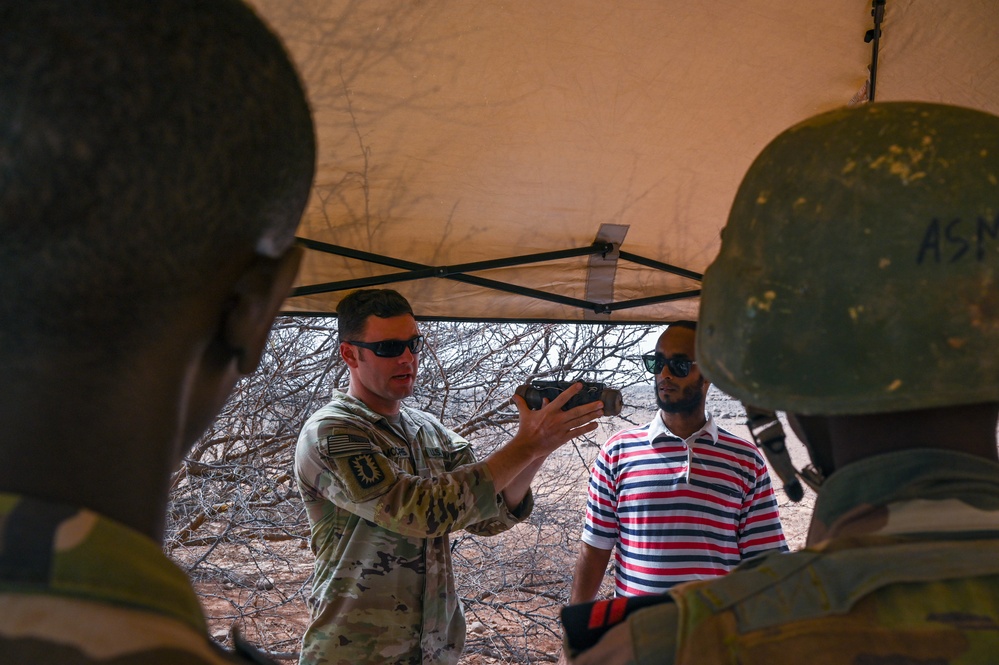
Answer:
[
  {"left": 349, "top": 455, "right": 384, "bottom": 487},
  {"left": 333, "top": 451, "right": 396, "bottom": 503}
]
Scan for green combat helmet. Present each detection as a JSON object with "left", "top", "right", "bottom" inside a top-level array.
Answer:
[{"left": 697, "top": 102, "right": 999, "bottom": 498}]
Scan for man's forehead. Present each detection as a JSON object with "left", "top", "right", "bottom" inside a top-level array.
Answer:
[{"left": 361, "top": 313, "right": 419, "bottom": 338}]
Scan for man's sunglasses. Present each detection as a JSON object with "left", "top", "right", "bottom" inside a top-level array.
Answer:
[
  {"left": 346, "top": 335, "right": 426, "bottom": 358},
  {"left": 641, "top": 352, "right": 696, "bottom": 378}
]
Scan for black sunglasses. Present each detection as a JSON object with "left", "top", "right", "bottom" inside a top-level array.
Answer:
[
  {"left": 346, "top": 335, "right": 426, "bottom": 358},
  {"left": 642, "top": 352, "right": 696, "bottom": 378}
]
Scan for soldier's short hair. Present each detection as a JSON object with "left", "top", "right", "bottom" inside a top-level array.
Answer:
[
  {"left": 0, "top": 0, "right": 315, "bottom": 365},
  {"left": 337, "top": 290, "right": 415, "bottom": 341}
]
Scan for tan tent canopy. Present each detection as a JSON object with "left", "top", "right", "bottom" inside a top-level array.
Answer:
[{"left": 249, "top": 0, "right": 999, "bottom": 323}]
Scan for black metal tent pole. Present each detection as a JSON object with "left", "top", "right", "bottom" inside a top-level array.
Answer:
[
  {"left": 289, "top": 238, "right": 701, "bottom": 316},
  {"left": 865, "top": 0, "right": 887, "bottom": 102}
]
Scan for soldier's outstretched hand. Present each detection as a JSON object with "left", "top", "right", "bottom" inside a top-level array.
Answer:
[{"left": 511, "top": 382, "right": 602, "bottom": 458}]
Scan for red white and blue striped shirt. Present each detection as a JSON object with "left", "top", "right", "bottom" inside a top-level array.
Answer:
[{"left": 581, "top": 413, "right": 788, "bottom": 596}]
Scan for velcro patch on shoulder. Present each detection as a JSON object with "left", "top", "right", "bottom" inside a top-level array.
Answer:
[
  {"left": 333, "top": 453, "right": 396, "bottom": 503},
  {"left": 324, "top": 427, "right": 372, "bottom": 458}
]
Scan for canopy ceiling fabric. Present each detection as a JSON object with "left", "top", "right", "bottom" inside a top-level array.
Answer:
[{"left": 249, "top": 0, "right": 999, "bottom": 323}]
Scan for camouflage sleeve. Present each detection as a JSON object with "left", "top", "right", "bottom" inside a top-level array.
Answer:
[
  {"left": 440, "top": 426, "right": 533, "bottom": 537},
  {"left": 443, "top": 430, "right": 477, "bottom": 470},
  {"left": 462, "top": 477, "right": 533, "bottom": 537},
  {"left": 301, "top": 423, "right": 509, "bottom": 538}
]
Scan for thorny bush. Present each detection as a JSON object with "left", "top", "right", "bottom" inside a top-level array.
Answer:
[{"left": 165, "top": 317, "right": 658, "bottom": 662}]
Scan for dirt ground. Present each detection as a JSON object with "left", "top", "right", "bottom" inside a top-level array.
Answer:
[{"left": 187, "top": 387, "right": 816, "bottom": 663}]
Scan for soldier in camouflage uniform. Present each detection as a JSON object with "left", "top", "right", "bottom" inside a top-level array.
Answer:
[
  {"left": 295, "top": 289, "right": 604, "bottom": 665},
  {"left": 568, "top": 101, "right": 999, "bottom": 664},
  {"left": 0, "top": 2, "right": 315, "bottom": 663}
]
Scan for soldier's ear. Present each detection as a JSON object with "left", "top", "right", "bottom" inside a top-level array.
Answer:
[
  {"left": 340, "top": 341, "right": 360, "bottom": 368},
  {"left": 223, "top": 245, "right": 302, "bottom": 375}
]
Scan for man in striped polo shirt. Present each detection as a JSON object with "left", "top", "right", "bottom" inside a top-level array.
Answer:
[{"left": 570, "top": 321, "right": 788, "bottom": 601}]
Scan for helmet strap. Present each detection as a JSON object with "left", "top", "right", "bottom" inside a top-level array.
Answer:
[{"left": 744, "top": 405, "right": 825, "bottom": 502}]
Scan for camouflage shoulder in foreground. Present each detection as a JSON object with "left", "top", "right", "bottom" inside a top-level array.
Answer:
[
  {"left": 0, "top": 493, "right": 275, "bottom": 664},
  {"left": 622, "top": 450, "right": 999, "bottom": 665}
]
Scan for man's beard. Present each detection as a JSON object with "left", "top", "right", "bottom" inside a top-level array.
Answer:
[{"left": 656, "top": 381, "right": 705, "bottom": 415}]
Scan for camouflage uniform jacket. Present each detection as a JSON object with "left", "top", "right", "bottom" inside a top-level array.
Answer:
[
  {"left": 295, "top": 391, "right": 533, "bottom": 665},
  {"left": 624, "top": 449, "right": 999, "bottom": 664},
  {"left": 0, "top": 492, "right": 274, "bottom": 664}
]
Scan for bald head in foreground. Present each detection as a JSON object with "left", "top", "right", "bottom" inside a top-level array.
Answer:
[{"left": 0, "top": 2, "right": 315, "bottom": 662}]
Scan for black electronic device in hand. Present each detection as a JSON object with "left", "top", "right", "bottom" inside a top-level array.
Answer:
[{"left": 514, "top": 380, "right": 622, "bottom": 417}]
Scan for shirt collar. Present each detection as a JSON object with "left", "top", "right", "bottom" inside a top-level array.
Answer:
[
  {"left": 333, "top": 390, "right": 424, "bottom": 437},
  {"left": 648, "top": 410, "right": 718, "bottom": 445}
]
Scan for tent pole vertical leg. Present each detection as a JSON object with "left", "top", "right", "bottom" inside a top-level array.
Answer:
[{"left": 865, "top": 0, "right": 887, "bottom": 102}]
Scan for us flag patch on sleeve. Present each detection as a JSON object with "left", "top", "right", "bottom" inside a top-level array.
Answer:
[{"left": 325, "top": 427, "right": 372, "bottom": 458}]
